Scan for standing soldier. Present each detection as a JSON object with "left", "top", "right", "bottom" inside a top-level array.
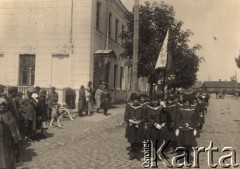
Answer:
[
  {"left": 100, "top": 83, "right": 111, "bottom": 116},
  {"left": 175, "top": 94, "right": 198, "bottom": 164},
  {"left": 147, "top": 94, "right": 166, "bottom": 165},
  {"left": 124, "top": 93, "right": 144, "bottom": 161}
]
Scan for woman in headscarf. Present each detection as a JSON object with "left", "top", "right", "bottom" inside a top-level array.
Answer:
[
  {"left": 0, "top": 97, "right": 22, "bottom": 169},
  {"left": 78, "top": 85, "right": 86, "bottom": 117}
]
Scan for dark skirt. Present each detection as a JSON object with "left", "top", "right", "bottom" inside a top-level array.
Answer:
[
  {"left": 125, "top": 125, "right": 144, "bottom": 143},
  {"left": 165, "top": 127, "right": 178, "bottom": 142},
  {"left": 178, "top": 130, "right": 197, "bottom": 146},
  {"left": 149, "top": 126, "right": 168, "bottom": 147},
  {"left": 199, "top": 115, "right": 205, "bottom": 125},
  {"left": 101, "top": 100, "right": 111, "bottom": 110},
  {"left": 36, "top": 118, "right": 42, "bottom": 130},
  {"left": 78, "top": 98, "right": 86, "bottom": 112},
  {"left": 143, "top": 124, "right": 151, "bottom": 140}
]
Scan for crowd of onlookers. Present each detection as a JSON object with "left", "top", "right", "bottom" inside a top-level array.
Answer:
[
  {"left": 78, "top": 81, "right": 111, "bottom": 117},
  {"left": 0, "top": 85, "right": 63, "bottom": 169},
  {"left": 0, "top": 80, "right": 111, "bottom": 169}
]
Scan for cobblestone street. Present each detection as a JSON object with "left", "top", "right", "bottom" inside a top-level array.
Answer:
[{"left": 18, "top": 95, "right": 240, "bottom": 169}]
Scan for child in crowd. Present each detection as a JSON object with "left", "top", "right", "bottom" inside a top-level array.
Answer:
[{"left": 49, "top": 99, "right": 63, "bottom": 128}]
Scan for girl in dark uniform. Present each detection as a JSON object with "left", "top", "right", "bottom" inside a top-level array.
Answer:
[
  {"left": 165, "top": 94, "right": 179, "bottom": 153},
  {"left": 175, "top": 94, "right": 198, "bottom": 164},
  {"left": 124, "top": 93, "right": 144, "bottom": 161},
  {"left": 139, "top": 93, "right": 149, "bottom": 140},
  {"left": 147, "top": 94, "right": 166, "bottom": 165}
]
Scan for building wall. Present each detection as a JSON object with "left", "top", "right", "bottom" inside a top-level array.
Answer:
[
  {"left": 91, "top": 0, "right": 131, "bottom": 90},
  {"left": 0, "top": 0, "right": 95, "bottom": 103},
  {"left": 0, "top": 0, "right": 148, "bottom": 104}
]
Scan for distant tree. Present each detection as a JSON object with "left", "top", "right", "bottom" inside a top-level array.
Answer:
[
  {"left": 235, "top": 53, "right": 240, "bottom": 69},
  {"left": 120, "top": 1, "right": 203, "bottom": 93}
]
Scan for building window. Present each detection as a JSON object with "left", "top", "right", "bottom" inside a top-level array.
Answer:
[
  {"left": 114, "top": 65, "right": 118, "bottom": 89},
  {"left": 120, "top": 67, "right": 123, "bottom": 89},
  {"left": 121, "top": 24, "right": 125, "bottom": 45},
  {"left": 115, "top": 19, "right": 119, "bottom": 42},
  {"left": 108, "top": 13, "right": 112, "bottom": 37},
  {"left": 96, "top": 1, "right": 101, "bottom": 30},
  {"left": 19, "top": 54, "right": 36, "bottom": 86}
]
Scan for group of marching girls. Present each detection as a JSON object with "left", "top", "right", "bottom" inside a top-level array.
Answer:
[{"left": 124, "top": 89, "right": 209, "bottom": 165}]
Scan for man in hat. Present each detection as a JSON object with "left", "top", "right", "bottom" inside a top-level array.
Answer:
[
  {"left": 37, "top": 90, "right": 48, "bottom": 138},
  {"left": 124, "top": 93, "right": 144, "bottom": 161},
  {"left": 21, "top": 90, "right": 36, "bottom": 142},
  {"left": 34, "top": 86, "right": 41, "bottom": 95}
]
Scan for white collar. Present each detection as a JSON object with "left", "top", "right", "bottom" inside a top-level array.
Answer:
[{"left": 147, "top": 105, "right": 161, "bottom": 110}]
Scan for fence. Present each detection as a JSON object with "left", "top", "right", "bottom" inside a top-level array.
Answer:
[{"left": 3, "top": 85, "right": 51, "bottom": 97}]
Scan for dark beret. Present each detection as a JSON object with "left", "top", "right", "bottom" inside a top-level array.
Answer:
[
  {"left": 150, "top": 94, "right": 160, "bottom": 101},
  {"left": 130, "top": 93, "right": 139, "bottom": 100}
]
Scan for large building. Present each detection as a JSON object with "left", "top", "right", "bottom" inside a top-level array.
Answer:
[
  {"left": 202, "top": 80, "right": 239, "bottom": 93},
  {"left": 0, "top": 0, "right": 148, "bottom": 103}
]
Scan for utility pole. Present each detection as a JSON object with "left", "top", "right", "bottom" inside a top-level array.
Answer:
[{"left": 131, "top": 0, "right": 139, "bottom": 92}]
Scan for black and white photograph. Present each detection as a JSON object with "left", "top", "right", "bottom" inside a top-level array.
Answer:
[{"left": 0, "top": 0, "right": 240, "bottom": 168}]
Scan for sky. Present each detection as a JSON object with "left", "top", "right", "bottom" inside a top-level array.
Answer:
[{"left": 121, "top": 0, "right": 240, "bottom": 82}]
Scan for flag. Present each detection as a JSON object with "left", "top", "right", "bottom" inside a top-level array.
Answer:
[{"left": 155, "top": 29, "right": 169, "bottom": 69}]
